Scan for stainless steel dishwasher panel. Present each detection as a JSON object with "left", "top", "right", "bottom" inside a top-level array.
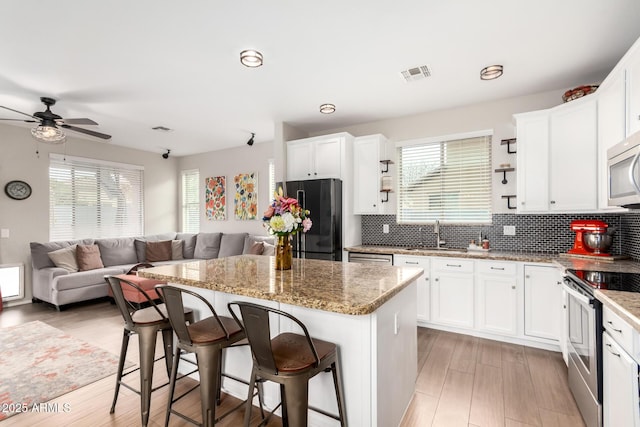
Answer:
[{"left": 348, "top": 252, "right": 393, "bottom": 265}]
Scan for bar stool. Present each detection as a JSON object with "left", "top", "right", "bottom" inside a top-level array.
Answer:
[
  {"left": 105, "top": 275, "right": 194, "bottom": 426},
  {"left": 157, "top": 285, "right": 263, "bottom": 427},
  {"left": 228, "top": 301, "right": 347, "bottom": 427}
]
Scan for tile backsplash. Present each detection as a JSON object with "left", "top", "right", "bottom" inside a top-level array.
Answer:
[{"left": 361, "top": 213, "right": 636, "bottom": 257}]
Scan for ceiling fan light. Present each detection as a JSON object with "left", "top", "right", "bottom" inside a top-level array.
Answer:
[
  {"left": 319, "top": 103, "right": 336, "bottom": 114},
  {"left": 31, "top": 125, "right": 66, "bottom": 144},
  {"left": 480, "top": 64, "right": 503, "bottom": 80},
  {"left": 240, "top": 50, "right": 263, "bottom": 67}
]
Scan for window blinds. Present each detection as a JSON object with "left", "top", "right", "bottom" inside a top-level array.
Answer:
[
  {"left": 397, "top": 134, "right": 492, "bottom": 224},
  {"left": 49, "top": 154, "right": 144, "bottom": 240},
  {"left": 181, "top": 169, "right": 200, "bottom": 233}
]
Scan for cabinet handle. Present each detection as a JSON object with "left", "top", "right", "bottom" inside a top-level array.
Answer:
[
  {"left": 373, "top": 204, "right": 376, "bottom": 207},
  {"left": 490, "top": 267, "right": 505, "bottom": 270},
  {"left": 512, "top": 285, "right": 516, "bottom": 289},
  {"left": 446, "top": 264, "right": 462, "bottom": 268},
  {"left": 605, "top": 343, "right": 621, "bottom": 357},
  {"left": 307, "top": 173, "right": 311, "bottom": 176},
  {"left": 435, "top": 278, "right": 439, "bottom": 282},
  {"left": 425, "top": 277, "right": 429, "bottom": 281},
  {"left": 314, "top": 172, "right": 317, "bottom": 175},
  {"left": 550, "top": 200, "right": 556, "bottom": 204},
  {"left": 607, "top": 321, "right": 623, "bottom": 333},
  {"left": 525, "top": 275, "right": 530, "bottom": 279},
  {"left": 405, "top": 261, "right": 419, "bottom": 265}
]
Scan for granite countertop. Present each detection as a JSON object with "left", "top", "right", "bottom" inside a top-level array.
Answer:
[
  {"left": 346, "top": 245, "right": 559, "bottom": 263},
  {"left": 138, "top": 255, "right": 423, "bottom": 316}
]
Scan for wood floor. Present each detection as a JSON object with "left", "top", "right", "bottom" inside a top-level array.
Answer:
[{"left": 0, "top": 300, "right": 585, "bottom": 426}]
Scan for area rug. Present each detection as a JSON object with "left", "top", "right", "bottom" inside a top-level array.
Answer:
[{"left": 0, "top": 320, "right": 122, "bottom": 420}]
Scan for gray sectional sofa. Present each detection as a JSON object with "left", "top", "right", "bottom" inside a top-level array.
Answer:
[{"left": 30, "top": 232, "right": 274, "bottom": 310}]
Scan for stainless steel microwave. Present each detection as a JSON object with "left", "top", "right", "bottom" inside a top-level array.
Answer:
[{"left": 608, "top": 130, "right": 640, "bottom": 208}]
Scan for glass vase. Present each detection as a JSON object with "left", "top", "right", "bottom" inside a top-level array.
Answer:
[{"left": 275, "top": 235, "right": 293, "bottom": 270}]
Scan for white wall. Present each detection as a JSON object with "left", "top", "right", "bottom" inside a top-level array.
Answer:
[
  {"left": 177, "top": 141, "right": 274, "bottom": 235},
  {"left": 309, "top": 89, "right": 565, "bottom": 214},
  {"left": 0, "top": 124, "right": 178, "bottom": 306}
]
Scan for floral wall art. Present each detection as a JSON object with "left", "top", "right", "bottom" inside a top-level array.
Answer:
[
  {"left": 234, "top": 172, "right": 258, "bottom": 220},
  {"left": 205, "top": 176, "right": 226, "bottom": 220}
]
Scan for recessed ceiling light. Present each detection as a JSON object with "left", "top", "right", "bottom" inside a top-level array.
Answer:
[
  {"left": 319, "top": 103, "right": 336, "bottom": 114},
  {"left": 480, "top": 65, "right": 503, "bottom": 80},
  {"left": 240, "top": 50, "right": 263, "bottom": 67}
]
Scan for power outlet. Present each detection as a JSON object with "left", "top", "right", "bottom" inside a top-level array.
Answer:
[
  {"left": 503, "top": 225, "right": 516, "bottom": 236},
  {"left": 383, "top": 224, "right": 389, "bottom": 234}
]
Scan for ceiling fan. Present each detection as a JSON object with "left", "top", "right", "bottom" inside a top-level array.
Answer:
[{"left": 0, "top": 96, "right": 111, "bottom": 143}]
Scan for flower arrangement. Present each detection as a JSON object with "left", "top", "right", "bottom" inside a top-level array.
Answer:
[{"left": 262, "top": 187, "right": 312, "bottom": 236}]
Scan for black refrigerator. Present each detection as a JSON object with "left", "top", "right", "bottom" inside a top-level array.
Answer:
[{"left": 282, "top": 179, "right": 342, "bottom": 261}]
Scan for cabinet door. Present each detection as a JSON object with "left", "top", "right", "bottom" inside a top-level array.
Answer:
[
  {"left": 353, "top": 136, "right": 381, "bottom": 214},
  {"left": 516, "top": 111, "right": 550, "bottom": 213},
  {"left": 524, "top": 265, "right": 562, "bottom": 341},
  {"left": 476, "top": 261, "right": 518, "bottom": 336},
  {"left": 287, "top": 141, "right": 313, "bottom": 180},
  {"left": 313, "top": 137, "right": 342, "bottom": 179},
  {"left": 431, "top": 260, "right": 474, "bottom": 329},
  {"left": 627, "top": 51, "right": 640, "bottom": 136},
  {"left": 602, "top": 332, "right": 640, "bottom": 427},
  {"left": 549, "top": 99, "right": 598, "bottom": 211},
  {"left": 394, "top": 255, "right": 430, "bottom": 322}
]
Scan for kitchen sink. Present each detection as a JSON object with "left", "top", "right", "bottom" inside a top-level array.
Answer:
[{"left": 404, "top": 246, "right": 467, "bottom": 253}]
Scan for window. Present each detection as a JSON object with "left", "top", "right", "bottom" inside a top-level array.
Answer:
[
  {"left": 181, "top": 169, "right": 200, "bottom": 233},
  {"left": 268, "top": 158, "right": 275, "bottom": 198},
  {"left": 49, "top": 154, "right": 144, "bottom": 240},
  {"left": 397, "top": 131, "right": 492, "bottom": 224},
  {"left": 0, "top": 263, "right": 24, "bottom": 301}
]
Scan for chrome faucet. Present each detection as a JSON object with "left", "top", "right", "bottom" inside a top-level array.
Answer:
[{"left": 435, "top": 219, "right": 446, "bottom": 249}]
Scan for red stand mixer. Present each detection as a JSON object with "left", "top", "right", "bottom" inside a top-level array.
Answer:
[{"left": 568, "top": 220, "right": 612, "bottom": 257}]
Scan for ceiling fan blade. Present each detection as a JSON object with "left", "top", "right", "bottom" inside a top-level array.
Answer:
[
  {"left": 0, "top": 118, "right": 37, "bottom": 122},
  {"left": 0, "top": 105, "right": 39, "bottom": 120},
  {"left": 61, "top": 118, "right": 98, "bottom": 125},
  {"left": 60, "top": 124, "right": 112, "bottom": 140}
]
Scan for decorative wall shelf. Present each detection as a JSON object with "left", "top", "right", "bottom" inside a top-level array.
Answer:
[
  {"left": 379, "top": 160, "right": 394, "bottom": 173},
  {"left": 495, "top": 167, "right": 515, "bottom": 184},
  {"left": 380, "top": 189, "right": 392, "bottom": 203},
  {"left": 501, "top": 195, "right": 517, "bottom": 210},
  {"left": 501, "top": 138, "right": 517, "bottom": 154}
]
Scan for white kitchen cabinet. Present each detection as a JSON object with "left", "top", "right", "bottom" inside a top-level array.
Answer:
[
  {"left": 286, "top": 133, "right": 347, "bottom": 181},
  {"left": 353, "top": 134, "right": 391, "bottom": 215},
  {"left": 431, "top": 258, "right": 474, "bottom": 329},
  {"left": 627, "top": 50, "right": 640, "bottom": 137},
  {"left": 523, "top": 264, "right": 563, "bottom": 341},
  {"left": 603, "top": 331, "right": 640, "bottom": 427},
  {"left": 515, "top": 110, "right": 550, "bottom": 213},
  {"left": 548, "top": 98, "right": 598, "bottom": 211},
  {"left": 476, "top": 260, "right": 518, "bottom": 336},
  {"left": 394, "top": 255, "right": 430, "bottom": 323}
]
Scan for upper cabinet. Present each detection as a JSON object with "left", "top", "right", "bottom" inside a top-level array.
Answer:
[
  {"left": 352, "top": 134, "right": 393, "bottom": 215},
  {"left": 515, "top": 97, "right": 597, "bottom": 213},
  {"left": 627, "top": 51, "right": 640, "bottom": 137},
  {"left": 286, "top": 133, "right": 352, "bottom": 181}
]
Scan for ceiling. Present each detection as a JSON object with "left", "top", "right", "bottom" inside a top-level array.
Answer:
[{"left": 1, "top": 1, "right": 640, "bottom": 156}]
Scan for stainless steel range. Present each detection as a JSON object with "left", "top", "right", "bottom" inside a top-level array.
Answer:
[{"left": 563, "top": 268, "right": 640, "bottom": 427}]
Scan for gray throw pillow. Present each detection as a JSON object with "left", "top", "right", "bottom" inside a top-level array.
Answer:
[
  {"left": 176, "top": 233, "right": 197, "bottom": 258},
  {"left": 193, "top": 233, "right": 222, "bottom": 259},
  {"left": 218, "top": 233, "right": 248, "bottom": 258},
  {"left": 96, "top": 237, "right": 137, "bottom": 266}
]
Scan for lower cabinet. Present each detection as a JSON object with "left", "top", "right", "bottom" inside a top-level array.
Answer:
[
  {"left": 603, "top": 332, "right": 640, "bottom": 427},
  {"left": 394, "top": 255, "right": 430, "bottom": 322},
  {"left": 476, "top": 260, "right": 518, "bottom": 336},
  {"left": 431, "top": 258, "right": 474, "bottom": 329},
  {"left": 524, "top": 264, "right": 563, "bottom": 341}
]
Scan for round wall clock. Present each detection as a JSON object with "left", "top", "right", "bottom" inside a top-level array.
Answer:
[{"left": 5, "top": 180, "right": 32, "bottom": 200}]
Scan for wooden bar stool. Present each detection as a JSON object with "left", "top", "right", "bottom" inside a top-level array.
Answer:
[
  {"left": 228, "top": 301, "right": 347, "bottom": 427},
  {"left": 157, "top": 285, "right": 263, "bottom": 427},
  {"left": 105, "top": 275, "right": 194, "bottom": 426}
]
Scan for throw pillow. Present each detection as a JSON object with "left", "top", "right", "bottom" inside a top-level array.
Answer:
[
  {"left": 171, "top": 240, "right": 184, "bottom": 260},
  {"left": 48, "top": 244, "right": 79, "bottom": 272},
  {"left": 262, "top": 242, "right": 275, "bottom": 256},
  {"left": 146, "top": 240, "right": 172, "bottom": 262},
  {"left": 76, "top": 244, "right": 105, "bottom": 271},
  {"left": 247, "top": 241, "right": 264, "bottom": 255}
]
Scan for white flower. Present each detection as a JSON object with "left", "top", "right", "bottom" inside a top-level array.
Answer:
[{"left": 281, "top": 212, "right": 296, "bottom": 233}]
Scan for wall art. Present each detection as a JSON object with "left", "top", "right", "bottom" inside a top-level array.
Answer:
[
  {"left": 205, "top": 176, "right": 226, "bottom": 220},
  {"left": 234, "top": 172, "right": 258, "bottom": 220}
]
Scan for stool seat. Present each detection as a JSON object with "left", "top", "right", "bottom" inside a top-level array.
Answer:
[
  {"left": 272, "top": 333, "right": 337, "bottom": 373},
  {"left": 188, "top": 316, "right": 244, "bottom": 344},
  {"left": 131, "top": 304, "right": 176, "bottom": 325}
]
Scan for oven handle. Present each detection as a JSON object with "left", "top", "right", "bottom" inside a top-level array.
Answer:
[
  {"left": 630, "top": 149, "right": 640, "bottom": 195},
  {"left": 562, "top": 282, "right": 593, "bottom": 306}
]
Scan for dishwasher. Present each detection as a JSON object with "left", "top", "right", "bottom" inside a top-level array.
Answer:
[{"left": 348, "top": 252, "right": 393, "bottom": 265}]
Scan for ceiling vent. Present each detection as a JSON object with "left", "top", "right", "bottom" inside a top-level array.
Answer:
[
  {"left": 400, "top": 65, "right": 432, "bottom": 82},
  {"left": 152, "top": 126, "right": 173, "bottom": 132}
]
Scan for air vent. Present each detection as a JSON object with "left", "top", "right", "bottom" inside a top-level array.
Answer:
[
  {"left": 152, "top": 126, "right": 173, "bottom": 132},
  {"left": 400, "top": 65, "right": 432, "bottom": 82}
]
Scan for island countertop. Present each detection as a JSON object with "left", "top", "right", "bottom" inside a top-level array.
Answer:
[{"left": 138, "top": 255, "right": 423, "bottom": 316}]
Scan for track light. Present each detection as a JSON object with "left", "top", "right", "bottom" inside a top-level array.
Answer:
[
  {"left": 162, "top": 149, "right": 170, "bottom": 159},
  {"left": 247, "top": 133, "right": 255, "bottom": 146}
]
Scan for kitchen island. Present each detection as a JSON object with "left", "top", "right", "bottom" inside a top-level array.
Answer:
[{"left": 139, "top": 255, "right": 423, "bottom": 427}]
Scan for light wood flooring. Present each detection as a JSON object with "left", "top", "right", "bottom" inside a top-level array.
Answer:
[{"left": 0, "top": 300, "right": 585, "bottom": 426}]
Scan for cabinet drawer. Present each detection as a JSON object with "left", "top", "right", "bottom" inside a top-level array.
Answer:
[
  {"left": 603, "top": 305, "right": 640, "bottom": 361},
  {"left": 432, "top": 258, "right": 474, "bottom": 273},
  {"left": 394, "top": 255, "right": 429, "bottom": 269},
  {"left": 477, "top": 260, "right": 516, "bottom": 276}
]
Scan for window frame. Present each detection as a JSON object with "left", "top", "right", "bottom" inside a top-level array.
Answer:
[{"left": 181, "top": 168, "right": 200, "bottom": 233}]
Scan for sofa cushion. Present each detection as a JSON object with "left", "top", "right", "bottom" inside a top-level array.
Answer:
[
  {"left": 218, "top": 233, "right": 248, "bottom": 258},
  {"left": 30, "top": 239, "right": 94, "bottom": 269},
  {"left": 54, "top": 267, "right": 124, "bottom": 292},
  {"left": 48, "top": 245, "right": 79, "bottom": 272},
  {"left": 263, "top": 241, "right": 275, "bottom": 256},
  {"left": 146, "top": 240, "right": 172, "bottom": 262},
  {"left": 194, "top": 233, "right": 222, "bottom": 259},
  {"left": 242, "top": 235, "right": 276, "bottom": 254},
  {"left": 176, "top": 233, "right": 197, "bottom": 258},
  {"left": 97, "top": 237, "right": 138, "bottom": 266},
  {"left": 171, "top": 240, "right": 184, "bottom": 260},
  {"left": 135, "top": 233, "right": 178, "bottom": 262},
  {"left": 76, "top": 244, "right": 105, "bottom": 271}
]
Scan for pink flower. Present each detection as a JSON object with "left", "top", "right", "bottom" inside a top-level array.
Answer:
[
  {"left": 302, "top": 218, "right": 312, "bottom": 232},
  {"left": 263, "top": 205, "right": 275, "bottom": 219}
]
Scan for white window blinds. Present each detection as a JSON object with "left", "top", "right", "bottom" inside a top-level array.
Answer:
[
  {"left": 49, "top": 154, "right": 144, "bottom": 240},
  {"left": 181, "top": 169, "right": 200, "bottom": 233},
  {"left": 397, "top": 133, "right": 492, "bottom": 224}
]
